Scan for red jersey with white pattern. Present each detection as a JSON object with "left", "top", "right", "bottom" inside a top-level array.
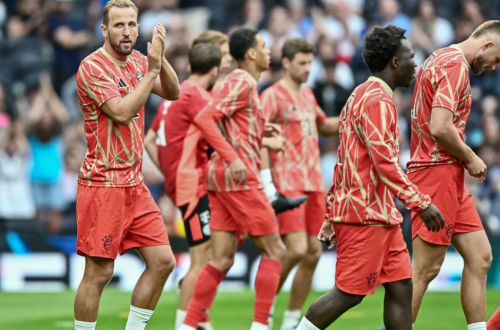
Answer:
[
  {"left": 150, "top": 80, "right": 211, "bottom": 203},
  {"left": 260, "top": 82, "right": 326, "bottom": 192},
  {"left": 201, "top": 69, "right": 266, "bottom": 192},
  {"left": 326, "top": 77, "right": 430, "bottom": 226},
  {"left": 76, "top": 48, "right": 148, "bottom": 187},
  {"left": 407, "top": 46, "right": 471, "bottom": 173}
]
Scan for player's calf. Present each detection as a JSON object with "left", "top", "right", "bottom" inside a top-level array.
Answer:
[{"left": 383, "top": 279, "right": 412, "bottom": 330}]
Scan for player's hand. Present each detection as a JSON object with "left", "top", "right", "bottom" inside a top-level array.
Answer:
[
  {"left": 229, "top": 158, "right": 247, "bottom": 185},
  {"left": 465, "top": 154, "right": 487, "bottom": 179},
  {"left": 317, "top": 221, "right": 336, "bottom": 249},
  {"left": 147, "top": 24, "right": 165, "bottom": 73},
  {"left": 418, "top": 203, "right": 445, "bottom": 232},
  {"left": 264, "top": 123, "right": 282, "bottom": 138},
  {"left": 262, "top": 136, "right": 285, "bottom": 152}
]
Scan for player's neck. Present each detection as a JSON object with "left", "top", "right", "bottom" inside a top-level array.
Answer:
[
  {"left": 187, "top": 74, "right": 211, "bottom": 91},
  {"left": 454, "top": 39, "right": 481, "bottom": 66},
  {"left": 371, "top": 72, "right": 397, "bottom": 92},
  {"left": 103, "top": 42, "right": 128, "bottom": 62},
  {"left": 238, "top": 61, "right": 261, "bottom": 81},
  {"left": 281, "top": 75, "right": 301, "bottom": 93}
]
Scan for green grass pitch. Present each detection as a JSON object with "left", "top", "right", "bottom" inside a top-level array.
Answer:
[{"left": 0, "top": 289, "right": 498, "bottom": 329}]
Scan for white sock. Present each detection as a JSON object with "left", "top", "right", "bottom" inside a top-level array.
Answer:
[
  {"left": 125, "top": 305, "right": 153, "bottom": 330},
  {"left": 250, "top": 321, "right": 269, "bottom": 330},
  {"left": 468, "top": 322, "right": 486, "bottom": 330},
  {"left": 178, "top": 325, "right": 197, "bottom": 330},
  {"left": 75, "top": 320, "right": 96, "bottom": 330},
  {"left": 261, "top": 169, "right": 278, "bottom": 202},
  {"left": 281, "top": 309, "right": 302, "bottom": 329},
  {"left": 296, "top": 317, "right": 320, "bottom": 330},
  {"left": 175, "top": 309, "right": 186, "bottom": 330}
]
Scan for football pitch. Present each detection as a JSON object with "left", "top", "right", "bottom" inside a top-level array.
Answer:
[{"left": 0, "top": 289, "right": 499, "bottom": 329}]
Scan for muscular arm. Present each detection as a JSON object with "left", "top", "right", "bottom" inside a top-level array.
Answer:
[
  {"left": 144, "top": 129, "right": 162, "bottom": 173},
  {"left": 101, "top": 70, "right": 159, "bottom": 126},
  {"left": 152, "top": 57, "right": 180, "bottom": 100},
  {"left": 429, "top": 107, "right": 475, "bottom": 163},
  {"left": 318, "top": 117, "right": 340, "bottom": 136}
]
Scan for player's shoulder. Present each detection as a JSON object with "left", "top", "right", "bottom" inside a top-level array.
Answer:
[
  {"left": 427, "top": 46, "right": 468, "bottom": 70},
  {"left": 359, "top": 80, "right": 394, "bottom": 108},
  {"left": 227, "top": 69, "right": 256, "bottom": 88}
]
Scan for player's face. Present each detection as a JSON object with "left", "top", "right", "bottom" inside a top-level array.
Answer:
[
  {"left": 285, "top": 52, "right": 313, "bottom": 84},
  {"left": 395, "top": 39, "right": 417, "bottom": 88},
  {"left": 219, "top": 42, "right": 232, "bottom": 74},
  {"left": 103, "top": 7, "right": 138, "bottom": 56},
  {"left": 471, "top": 39, "right": 500, "bottom": 75},
  {"left": 254, "top": 34, "right": 270, "bottom": 71}
]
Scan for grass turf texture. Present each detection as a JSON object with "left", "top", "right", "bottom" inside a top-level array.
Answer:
[{"left": 0, "top": 289, "right": 499, "bottom": 329}]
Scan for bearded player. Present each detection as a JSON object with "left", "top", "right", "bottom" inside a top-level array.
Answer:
[
  {"left": 409, "top": 21, "right": 500, "bottom": 330},
  {"left": 295, "top": 25, "right": 443, "bottom": 330},
  {"left": 260, "top": 38, "right": 339, "bottom": 330},
  {"left": 74, "top": 1, "right": 180, "bottom": 329}
]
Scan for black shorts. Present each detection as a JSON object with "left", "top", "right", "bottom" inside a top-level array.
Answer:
[{"left": 179, "top": 194, "right": 211, "bottom": 247}]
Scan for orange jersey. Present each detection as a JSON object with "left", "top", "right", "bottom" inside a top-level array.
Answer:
[
  {"left": 150, "top": 81, "right": 211, "bottom": 207},
  {"left": 76, "top": 48, "right": 148, "bottom": 187},
  {"left": 196, "top": 69, "right": 266, "bottom": 192},
  {"left": 260, "top": 82, "right": 326, "bottom": 192},
  {"left": 408, "top": 46, "right": 471, "bottom": 173},
  {"left": 326, "top": 77, "right": 430, "bottom": 226}
]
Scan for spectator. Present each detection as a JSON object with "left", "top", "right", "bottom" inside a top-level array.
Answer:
[
  {"left": 376, "top": 0, "right": 413, "bottom": 36},
  {"left": 0, "top": 120, "right": 35, "bottom": 220},
  {"left": 26, "top": 73, "right": 67, "bottom": 234}
]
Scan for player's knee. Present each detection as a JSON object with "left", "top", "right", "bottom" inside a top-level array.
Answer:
[
  {"left": 303, "top": 243, "right": 322, "bottom": 265},
  {"left": 214, "top": 256, "right": 234, "bottom": 273},
  {"left": 270, "top": 240, "right": 286, "bottom": 262},
  {"left": 414, "top": 262, "right": 441, "bottom": 283},
  {"left": 467, "top": 250, "right": 493, "bottom": 274},
  {"left": 88, "top": 263, "right": 114, "bottom": 287},
  {"left": 287, "top": 244, "right": 306, "bottom": 262},
  {"left": 150, "top": 254, "right": 176, "bottom": 276}
]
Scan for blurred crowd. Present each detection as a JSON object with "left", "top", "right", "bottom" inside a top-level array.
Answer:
[{"left": 1, "top": 0, "right": 500, "bottom": 240}]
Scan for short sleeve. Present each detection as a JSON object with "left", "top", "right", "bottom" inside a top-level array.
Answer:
[
  {"left": 431, "top": 62, "right": 468, "bottom": 114},
  {"left": 77, "top": 60, "right": 120, "bottom": 107},
  {"left": 209, "top": 77, "right": 252, "bottom": 117},
  {"left": 260, "top": 88, "right": 279, "bottom": 122}
]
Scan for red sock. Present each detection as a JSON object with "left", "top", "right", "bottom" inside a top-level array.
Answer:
[
  {"left": 253, "top": 258, "right": 283, "bottom": 324},
  {"left": 488, "top": 307, "right": 500, "bottom": 330},
  {"left": 183, "top": 264, "right": 225, "bottom": 328}
]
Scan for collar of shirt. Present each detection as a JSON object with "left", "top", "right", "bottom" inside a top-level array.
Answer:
[{"left": 367, "top": 76, "right": 394, "bottom": 98}]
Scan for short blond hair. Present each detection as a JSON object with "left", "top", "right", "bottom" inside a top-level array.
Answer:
[
  {"left": 103, "top": 0, "right": 139, "bottom": 27},
  {"left": 192, "top": 30, "right": 228, "bottom": 47},
  {"left": 471, "top": 20, "right": 500, "bottom": 38}
]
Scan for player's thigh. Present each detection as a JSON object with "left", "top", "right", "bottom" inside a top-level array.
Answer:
[
  {"left": 454, "top": 187, "right": 484, "bottom": 235},
  {"left": 210, "top": 230, "right": 239, "bottom": 268},
  {"left": 251, "top": 231, "right": 286, "bottom": 260},
  {"left": 121, "top": 183, "right": 169, "bottom": 254},
  {"left": 409, "top": 166, "right": 461, "bottom": 245},
  {"left": 277, "top": 191, "right": 306, "bottom": 235},
  {"left": 452, "top": 230, "right": 492, "bottom": 267},
  {"left": 188, "top": 240, "right": 213, "bottom": 268},
  {"left": 181, "top": 195, "right": 211, "bottom": 248},
  {"left": 305, "top": 191, "right": 327, "bottom": 236},
  {"left": 383, "top": 278, "right": 412, "bottom": 303},
  {"left": 283, "top": 231, "right": 308, "bottom": 256},
  {"left": 412, "top": 236, "right": 447, "bottom": 274}
]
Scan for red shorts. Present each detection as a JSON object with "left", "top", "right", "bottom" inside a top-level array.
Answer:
[
  {"left": 409, "top": 165, "right": 483, "bottom": 246},
  {"left": 208, "top": 190, "right": 278, "bottom": 237},
  {"left": 76, "top": 182, "right": 169, "bottom": 259},
  {"left": 333, "top": 224, "right": 412, "bottom": 295},
  {"left": 277, "top": 191, "right": 326, "bottom": 236}
]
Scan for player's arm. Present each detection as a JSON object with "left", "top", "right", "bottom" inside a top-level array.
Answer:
[
  {"left": 150, "top": 24, "right": 180, "bottom": 100},
  {"left": 194, "top": 105, "right": 245, "bottom": 184},
  {"left": 100, "top": 28, "right": 164, "bottom": 126},
  {"left": 430, "top": 107, "right": 486, "bottom": 178},
  {"left": 317, "top": 117, "right": 340, "bottom": 136},
  {"left": 144, "top": 129, "right": 162, "bottom": 174},
  {"left": 360, "top": 101, "right": 430, "bottom": 211}
]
